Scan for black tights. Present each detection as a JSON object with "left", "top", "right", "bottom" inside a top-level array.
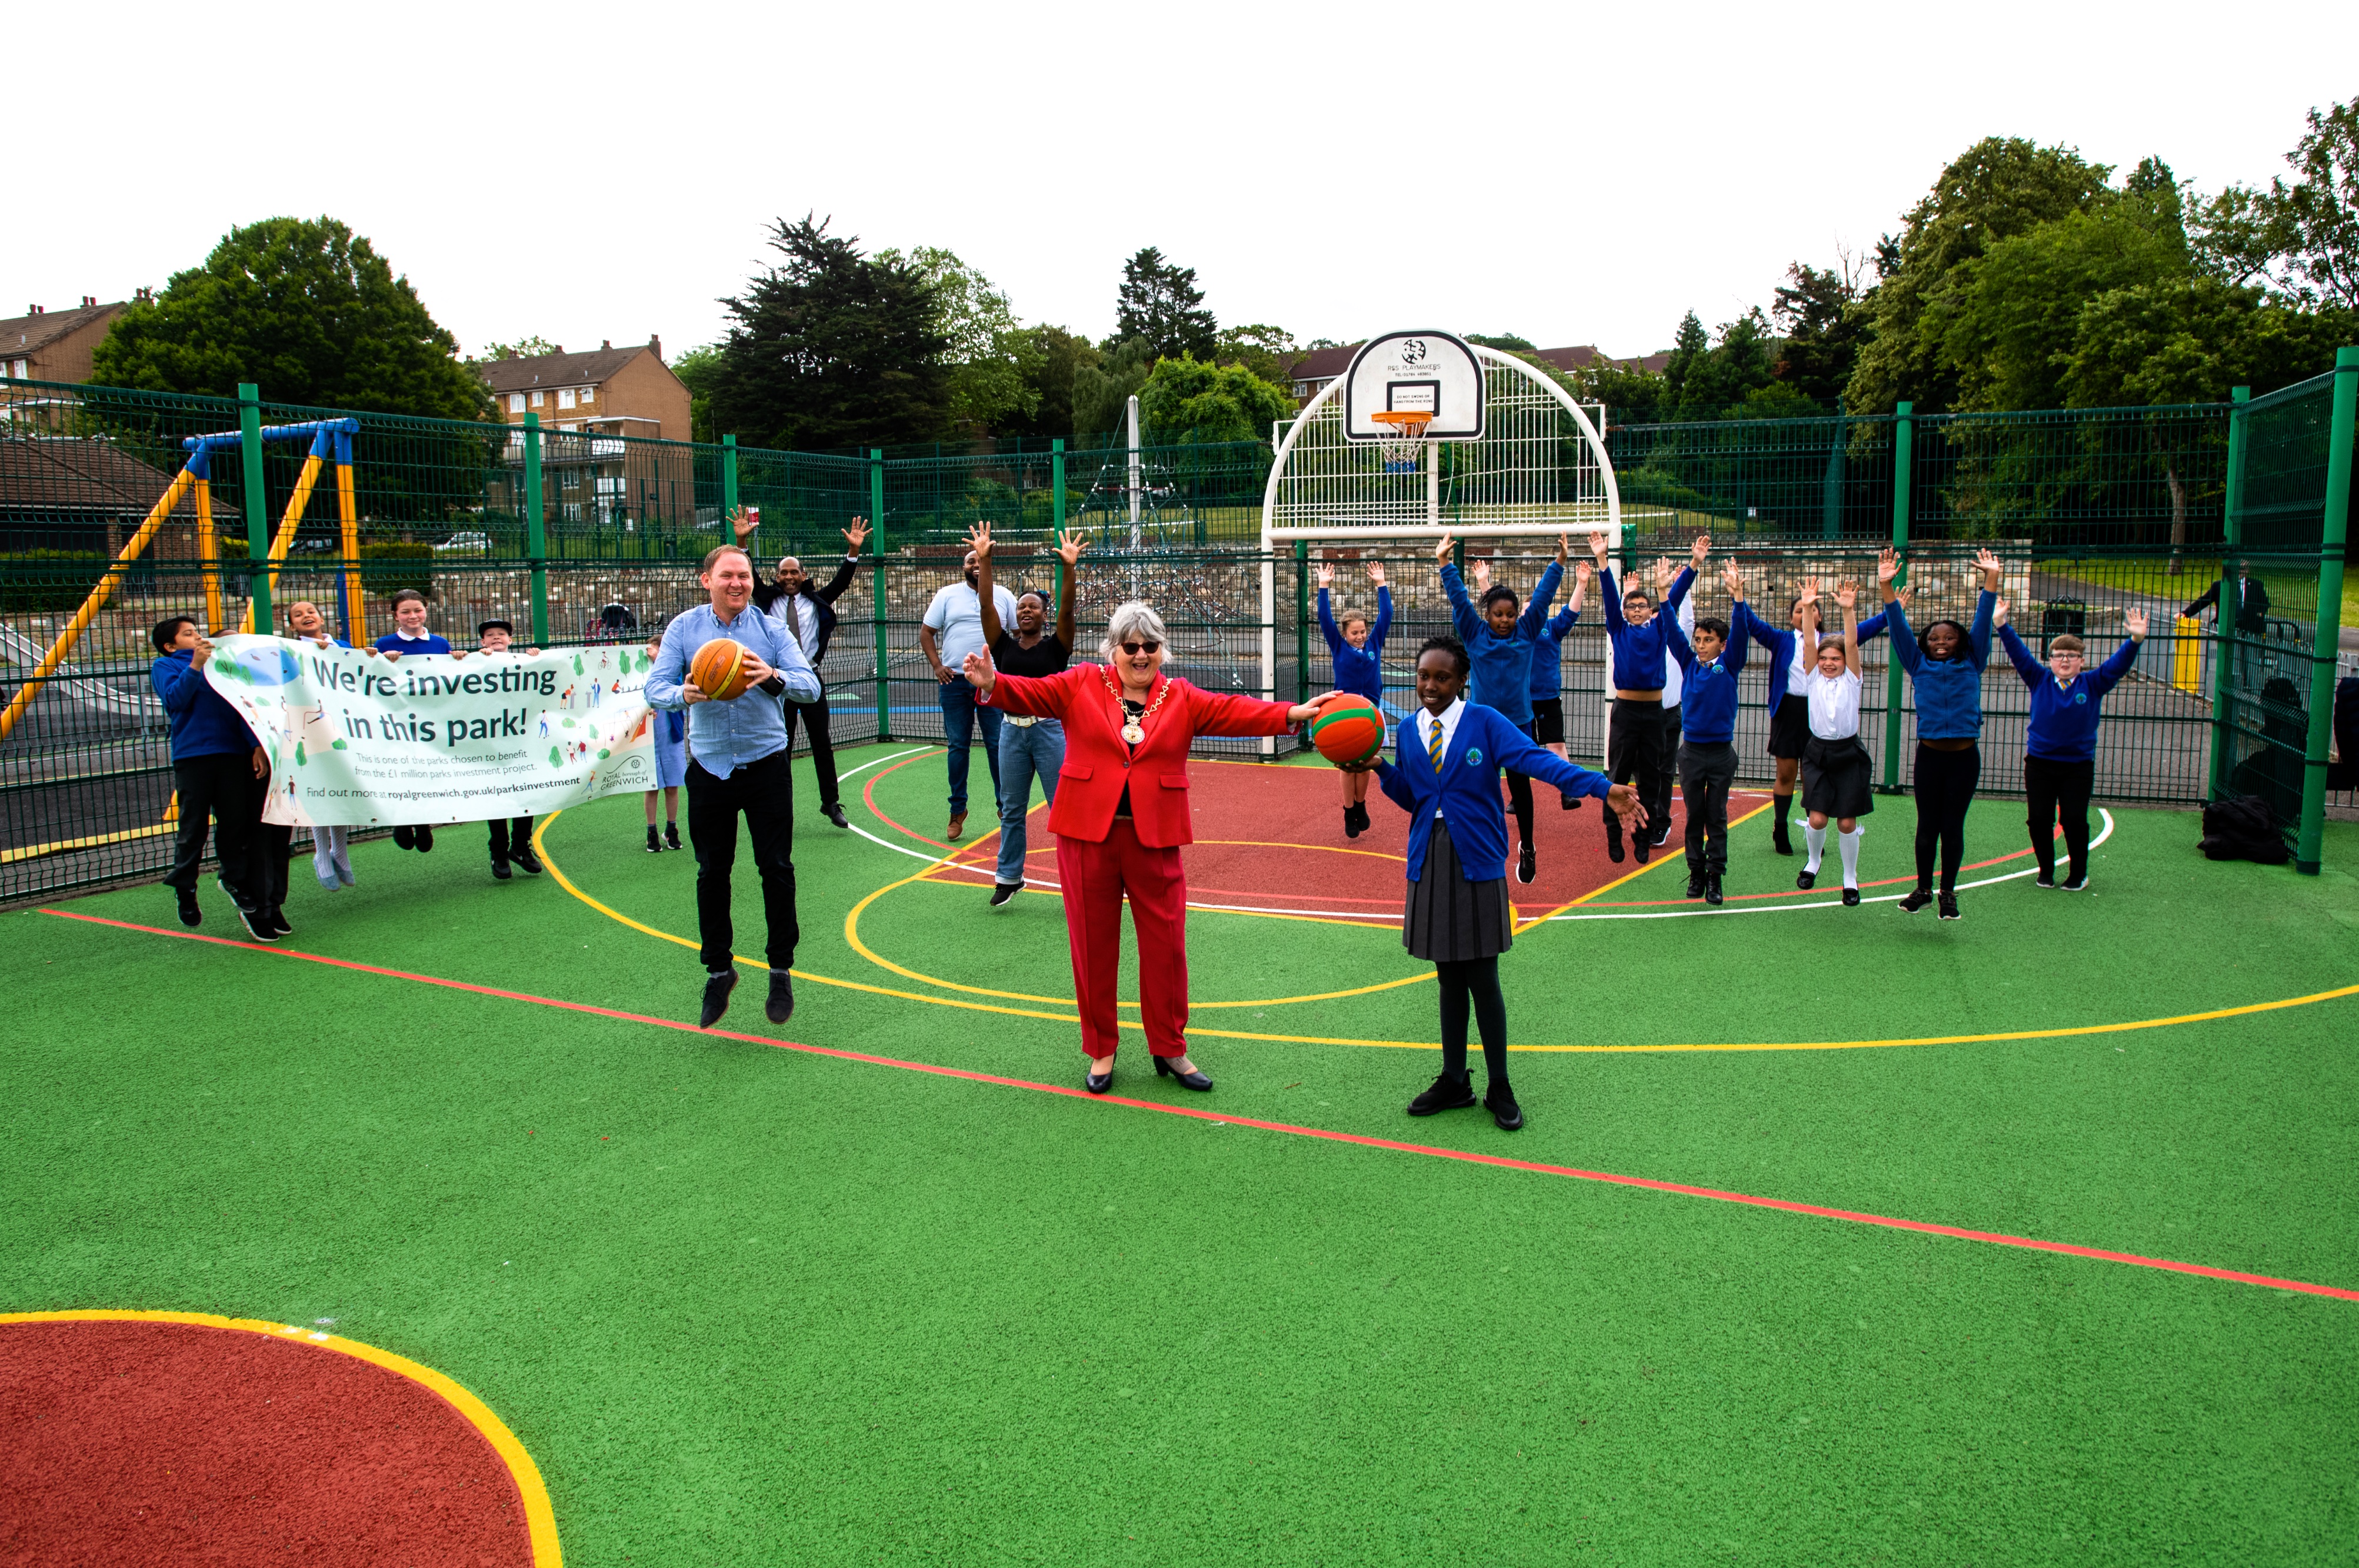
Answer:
[
  {"left": 1504, "top": 770, "right": 1534, "bottom": 847},
  {"left": 1437, "top": 957, "right": 1509, "bottom": 1089},
  {"left": 1911, "top": 743, "right": 1981, "bottom": 892}
]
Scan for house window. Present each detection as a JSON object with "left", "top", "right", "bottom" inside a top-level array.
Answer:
[
  {"left": 529, "top": 389, "right": 544, "bottom": 408},
  {"left": 578, "top": 385, "right": 594, "bottom": 406},
  {"left": 11, "top": 359, "right": 23, "bottom": 378},
  {"left": 557, "top": 388, "right": 576, "bottom": 409},
  {"left": 508, "top": 392, "right": 524, "bottom": 414}
]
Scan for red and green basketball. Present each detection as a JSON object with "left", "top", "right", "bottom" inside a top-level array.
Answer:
[
  {"left": 689, "top": 636, "right": 751, "bottom": 701},
  {"left": 1309, "top": 695, "right": 1385, "bottom": 766}
]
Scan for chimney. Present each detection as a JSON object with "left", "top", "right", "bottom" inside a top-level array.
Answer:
[
  {"left": 648, "top": 334, "right": 661, "bottom": 360},
  {"left": 27, "top": 305, "right": 40, "bottom": 315},
  {"left": 82, "top": 295, "right": 96, "bottom": 308},
  {"left": 601, "top": 339, "right": 611, "bottom": 350}
]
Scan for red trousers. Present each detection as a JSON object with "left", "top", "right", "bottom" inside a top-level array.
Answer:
[{"left": 1054, "top": 820, "right": 1190, "bottom": 1058}]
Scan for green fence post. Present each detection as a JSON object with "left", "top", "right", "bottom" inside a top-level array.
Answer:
[
  {"left": 2295, "top": 348, "right": 2357, "bottom": 873},
  {"left": 1294, "top": 541, "right": 1311, "bottom": 720},
  {"left": 1052, "top": 439, "right": 1065, "bottom": 539},
  {"left": 871, "top": 449, "right": 889, "bottom": 743},
  {"left": 1878, "top": 401, "right": 1914, "bottom": 793},
  {"left": 238, "top": 383, "right": 271, "bottom": 631},
  {"left": 2210, "top": 388, "right": 2249, "bottom": 800},
  {"left": 721, "top": 433, "right": 739, "bottom": 521},
  {"left": 523, "top": 413, "right": 548, "bottom": 645}
]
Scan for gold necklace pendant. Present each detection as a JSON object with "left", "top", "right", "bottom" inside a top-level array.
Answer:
[{"left": 1121, "top": 720, "right": 1145, "bottom": 745}]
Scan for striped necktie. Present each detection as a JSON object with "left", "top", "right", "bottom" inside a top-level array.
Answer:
[{"left": 1426, "top": 712, "right": 1447, "bottom": 773}]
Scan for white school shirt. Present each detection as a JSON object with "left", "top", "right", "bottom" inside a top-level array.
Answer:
[
  {"left": 1805, "top": 667, "right": 1862, "bottom": 740},
  {"left": 922, "top": 580, "right": 1022, "bottom": 668},
  {"left": 1414, "top": 698, "right": 1466, "bottom": 819}
]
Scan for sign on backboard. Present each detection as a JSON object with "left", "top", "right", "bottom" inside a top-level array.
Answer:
[{"left": 1341, "top": 330, "right": 1485, "bottom": 442}]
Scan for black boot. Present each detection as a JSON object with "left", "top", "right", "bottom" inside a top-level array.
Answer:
[
  {"left": 665, "top": 822, "right": 683, "bottom": 850},
  {"left": 699, "top": 969, "right": 737, "bottom": 1027},
  {"left": 492, "top": 856, "right": 513, "bottom": 881},
  {"left": 765, "top": 969, "right": 794, "bottom": 1024},
  {"left": 1704, "top": 874, "right": 1724, "bottom": 906}
]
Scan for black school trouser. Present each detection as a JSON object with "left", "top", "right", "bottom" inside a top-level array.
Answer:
[
  {"left": 1678, "top": 740, "right": 1737, "bottom": 877},
  {"left": 687, "top": 750, "right": 798, "bottom": 972},
  {"left": 782, "top": 690, "right": 841, "bottom": 809},
  {"left": 2024, "top": 755, "right": 2095, "bottom": 880},
  {"left": 487, "top": 816, "right": 536, "bottom": 862},
  {"left": 1607, "top": 699, "right": 1675, "bottom": 839},
  {"left": 166, "top": 753, "right": 262, "bottom": 908},
  {"left": 1912, "top": 742, "right": 1981, "bottom": 892}
]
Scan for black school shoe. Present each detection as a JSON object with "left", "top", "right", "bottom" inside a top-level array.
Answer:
[
  {"left": 1484, "top": 1087, "right": 1524, "bottom": 1131},
  {"left": 1604, "top": 817, "right": 1625, "bottom": 863},
  {"left": 1517, "top": 843, "right": 1537, "bottom": 884},
  {"left": 1796, "top": 868, "right": 1818, "bottom": 890},
  {"left": 698, "top": 969, "right": 737, "bottom": 1027},
  {"left": 1938, "top": 892, "right": 1961, "bottom": 920},
  {"left": 1841, "top": 887, "right": 1861, "bottom": 907},
  {"left": 415, "top": 825, "right": 435, "bottom": 853},
  {"left": 1632, "top": 826, "right": 1652, "bottom": 864},
  {"left": 176, "top": 888, "right": 202, "bottom": 928},
  {"left": 1407, "top": 1073, "right": 1478, "bottom": 1116},
  {"left": 393, "top": 825, "right": 415, "bottom": 850},
  {"left": 1343, "top": 805, "right": 1364, "bottom": 840},
  {"left": 1898, "top": 888, "right": 1934, "bottom": 914},
  {"left": 766, "top": 970, "right": 794, "bottom": 1025},
  {"left": 511, "top": 846, "right": 542, "bottom": 875},
  {"left": 492, "top": 858, "right": 513, "bottom": 881},
  {"left": 1704, "top": 875, "right": 1724, "bottom": 906},
  {"left": 1685, "top": 875, "right": 1704, "bottom": 899},
  {"left": 1560, "top": 793, "right": 1582, "bottom": 810},
  {"left": 821, "top": 802, "right": 848, "bottom": 829}
]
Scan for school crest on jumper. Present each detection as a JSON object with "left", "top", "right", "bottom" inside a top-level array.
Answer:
[{"left": 1464, "top": 748, "right": 1482, "bottom": 766}]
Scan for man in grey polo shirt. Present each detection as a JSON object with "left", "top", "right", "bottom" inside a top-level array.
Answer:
[
  {"left": 919, "top": 546, "right": 1020, "bottom": 840},
  {"left": 648, "top": 543, "right": 822, "bottom": 1029}
]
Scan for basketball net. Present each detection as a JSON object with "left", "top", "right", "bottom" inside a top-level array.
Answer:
[{"left": 1369, "top": 410, "right": 1433, "bottom": 475}]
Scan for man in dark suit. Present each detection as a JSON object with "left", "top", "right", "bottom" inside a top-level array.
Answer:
[
  {"left": 736, "top": 511, "right": 869, "bottom": 829},
  {"left": 2183, "top": 564, "right": 2271, "bottom": 685}
]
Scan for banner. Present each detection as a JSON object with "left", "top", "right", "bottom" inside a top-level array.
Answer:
[{"left": 201, "top": 636, "right": 661, "bottom": 828}]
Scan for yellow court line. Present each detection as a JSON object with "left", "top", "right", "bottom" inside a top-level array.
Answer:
[
  {"left": 534, "top": 808, "right": 2359, "bottom": 1054},
  {"left": 0, "top": 1309, "right": 561, "bottom": 1566}
]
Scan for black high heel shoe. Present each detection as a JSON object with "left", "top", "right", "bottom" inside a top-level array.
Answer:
[
  {"left": 1085, "top": 1066, "right": 1114, "bottom": 1095},
  {"left": 1155, "top": 1056, "right": 1213, "bottom": 1092}
]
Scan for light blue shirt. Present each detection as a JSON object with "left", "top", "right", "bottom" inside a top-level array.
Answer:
[{"left": 647, "top": 601, "right": 822, "bottom": 775}]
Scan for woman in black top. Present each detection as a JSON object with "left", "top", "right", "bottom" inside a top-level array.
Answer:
[{"left": 972, "top": 522, "right": 1084, "bottom": 905}]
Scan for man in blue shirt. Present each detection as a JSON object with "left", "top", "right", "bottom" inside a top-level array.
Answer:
[
  {"left": 149, "top": 616, "right": 272, "bottom": 940},
  {"left": 1588, "top": 529, "right": 1702, "bottom": 865},
  {"left": 1662, "top": 563, "right": 1752, "bottom": 905},
  {"left": 648, "top": 543, "right": 824, "bottom": 1028}
]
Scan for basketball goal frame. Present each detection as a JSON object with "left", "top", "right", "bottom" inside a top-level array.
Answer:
[{"left": 1255, "top": 339, "right": 1627, "bottom": 739}]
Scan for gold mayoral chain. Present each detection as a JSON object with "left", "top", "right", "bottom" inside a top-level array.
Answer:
[{"left": 1101, "top": 666, "right": 1172, "bottom": 746}]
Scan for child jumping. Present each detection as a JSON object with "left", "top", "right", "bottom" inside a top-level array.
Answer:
[
  {"left": 1880, "top": 546, "right": 2000, "bottom": 919},
  {"left": 1437, "top": 533, "right": 1568, "bottom": 884},
  {"left": 1317, "top": 558, "right": 1391, "bottom": 838},
  {"left": 1355, "top": 636, "right": 1641, "bottom": 1131},
  {"left": 1510, "top": 556, "right": 1590, "bottom": 810},
  {"left": 1662, "top": 563, "right": 1751, "bottom": 905},
  {"left": 1742, "top": 579, "right": 1903, "bottom": 856},
  {"left": 474, "top": 620, "right": 543, "bottom": 880},
  {"left": 1797, "top": 581, "right": 1873, "bottom": 905},
  {"left": 1995, "top": 598, "right": 2148, "bottom": 889},
  {"left": 1588, "top": 530, "right": 1701, "bottom": 865}
]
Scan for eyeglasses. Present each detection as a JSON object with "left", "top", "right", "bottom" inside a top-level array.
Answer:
[{"left": 1119, "top": 640, "right": 1162, "bottom": 655}]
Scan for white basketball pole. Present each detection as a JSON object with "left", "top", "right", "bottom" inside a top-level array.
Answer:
[{"left": 1125, "top": 395, "right": 1142, "bottom": 551}]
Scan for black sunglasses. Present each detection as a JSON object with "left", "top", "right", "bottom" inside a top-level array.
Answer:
[{"left": 1119, "top": 639, "right": 1162, "bottom": 655}]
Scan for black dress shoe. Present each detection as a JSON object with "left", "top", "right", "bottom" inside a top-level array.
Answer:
[
  {"left": 1632, "top": 828, "right": 1652, "bottom": 864},
  {"left": 989, "top": 882, "right": 1020, "bottom": 908},
  {"left": 1898, "top": 888, "right": 1932, "bottom": 914},
  {"left": 415, "top": 825, "right": 435, "bottom": 853},
  {"left": 698, "top": 969, "right": 738, "bottom": 1027},
  {"left": 176, "top": 888, "right": 202, "bottom": 928},
  {"left": 1343, "top": 806, "right": 1364, "bottom": 840},
  {"left": 765, "top": 970, "right": 794, "bottom": 1024},
  {"left": 1154, "top": 1056, "right": 1213, "bottom": 1090},
  {"left": 1517, "top": 843, "right": 1537, "bottom": 884},
  {"left": 1841, "top": 886, "right": 1862, "bottom": 907},
  {"left": 1407, "top": 1073, "right": 1477, "bottom": 1116},
  {"left": 1485, "top": 1088, "right": 1524, "bottom": 1131},
  {"left": 393, "top": 825, "right": 416, "bottom": 850},
  {"left": 509, "top": 846, "right": 541, "bottom": 875},
  {"left": 1704, "top": 875, "right": 1724, "bottom": 906},
  {"left": 822, "top": 802, "right": 848, "bottom": 829},
  {"left": 1685, "top": 875, "right": 1704, "bottom": 899},
  {"left": 1604, "top": 819, "right": 1624, "bottom": 863},
  {"left": 1085, "top": 1069, "right": 1113, "bottom": 1095},
  {"left": 1796, "top": 868, "right": 1818, "bottom": 889},
  {"left": 1559, "top": 793, "right": 1581, "bottom": 810},
  {"left": 492, "top": 858, "right": 512, "bottom": 881}
]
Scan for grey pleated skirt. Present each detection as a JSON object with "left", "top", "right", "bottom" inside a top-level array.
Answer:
[{"left": 1403, "top": 818, "right": 1514, "bottom": 963}]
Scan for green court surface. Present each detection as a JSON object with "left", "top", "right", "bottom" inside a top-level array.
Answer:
[{"left": 6, "top": 739, "right": 2358, "bottom": 1565}]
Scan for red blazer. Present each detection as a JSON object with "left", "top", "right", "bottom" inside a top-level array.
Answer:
[{"left": 981, "top": 665, "right": 1298, "bottom": 848}]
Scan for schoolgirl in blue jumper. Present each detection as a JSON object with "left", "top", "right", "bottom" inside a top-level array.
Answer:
[
  {"left": 1485, "top": 555, "right": 1591, "bottom": 811},
  {"left": 1316, "top": 558, "right": 1392, "bottom": 838},
  {"left": 1585, "top": 529, "right": 1701, "bottom": 866},
  {"left": 1994, "top": 597, "right": 2149, "bottom": 889},
  {"left": 1735, "top": 580, "right": 1902, "bottom": 854},
  {"left": 1437, "top": 532, "right": 1568, "bottom": 883},
  {"left": 1352, "top": 636, "right": 1640, "bottom": 1131},
  {"left": 1662, "top": 563, "right": 1752, "bottom": 905},
  {"left": 1877, "top": 546, "right": 2001, "bottom": 919}
]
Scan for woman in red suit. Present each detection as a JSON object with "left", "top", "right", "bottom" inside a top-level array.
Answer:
[{"left": 960, "top": 599, "right": 1329, "bottom": 1094}]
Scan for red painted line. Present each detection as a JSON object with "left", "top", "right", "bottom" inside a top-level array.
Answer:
[
  {"left": 39, "top": 907, "right": 2359, "bottom": 1305},
  {"left": 862, "top": 752, "right": 964, "bottom": 852}
]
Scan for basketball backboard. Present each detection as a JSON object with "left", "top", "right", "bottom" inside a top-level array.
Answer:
[{"left": 1341, "top": 331, "right": 1485, "bottom": 443}]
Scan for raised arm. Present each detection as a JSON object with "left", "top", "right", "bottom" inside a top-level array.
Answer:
[
  {"left": 1662, "top": 610, "right": 1695, "bottom": 673},
  {"left": 1877, "top": 550, "right": 1921, "bottom": 673},
  {"left": 968, "top": 523, "right": 1005, "bottom": 648},
  {"left": 1368, "top": 572, "right": 1391, "bottom": 650},
  {"left": 1661, "top": 563, "right": 1697, "bottom": 612},
  {"left": 1437, "top": 535, "right": 1482, "bottom": 641},
  {"left": 1836, "top": 582, "right": 1861, "bottom": 676},
  {"left": 1721, "top": 564, "right": 1751, "bottom": 673},
  {"left": 1315, "top": 569, "right": 1344, "bottom": 655},
  {"left": 1994, "top": 605, "right": 2044, "bottom": 686},
  {"left": 1517, "top": 557, "right": 1565, "bottom": 639},
  {"left": 1798, "top": 579, "right": 1824, "bottom": 668},
  {"left": 1054, "top": 528, "right": 1081, "bottom": 648},
  {"left": 2089, "top": 608, "right": 2149, "bottom": 695}
]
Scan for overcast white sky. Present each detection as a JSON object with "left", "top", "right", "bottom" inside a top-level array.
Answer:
[{"left": 15, "top": 2, "right": 2357, "bottom": 366}]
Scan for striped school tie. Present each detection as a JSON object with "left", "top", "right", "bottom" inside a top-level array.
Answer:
[{"left": 1426, "top": 715, "right": 1447, "bottom": 773}]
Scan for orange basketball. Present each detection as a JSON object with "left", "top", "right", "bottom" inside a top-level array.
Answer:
[
  {"left": 689, "top": 636, "right": 751, "bottom": 701},
  {"left": 1309, "top": 695, "right": 1385, "bottom": 766}
]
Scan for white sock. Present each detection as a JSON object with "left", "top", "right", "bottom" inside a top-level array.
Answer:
[
  {"left": 1839, "top": 826, "right": 1862, "bottom": 887},
  {"left": 1804, "top": 823, "right": 1827, "bottom": 872}
]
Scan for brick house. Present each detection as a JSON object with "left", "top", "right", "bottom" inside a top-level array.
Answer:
[
  {"left": 1282, "top": 341, "right": 1675, "bottom": 409},
  {"left": 0, "top": 298, "right": 129, "bottom": 385},
  {"left": 473, "top": 341, "right": 697, "bottom": 531}
]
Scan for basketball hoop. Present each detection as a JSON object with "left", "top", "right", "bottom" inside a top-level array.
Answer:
[{"left": 1370, "top": 409, "right": 1434, "bottom": 474}]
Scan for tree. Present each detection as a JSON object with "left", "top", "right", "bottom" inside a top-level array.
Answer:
[
  {"left": 1770, "top": 257, "right": 1871, "bottom": 407},
  {"left": 1569, "top": 356, "right": 1670, "bottom": 425},
  {"left": 1657, "top": 311, "right": 1785, "bottom": 421},
  {"left": 1135, "top": 355, "right": 1294, "bottom": 442},
  {"left": 1660, "top": 312, "right": 1712, "bottom": 411},
  {"left": 92, "top": 216, "right": 491, "bottom": 419},
  {"left": 2063, "top": 280, "right": 2358, "bottom": 406},
  {"left": 1115, "top": 247, "right": 1218, "bottom": 362},
  {"left": 1071, "top": 336, "right": 1156, "bottom": 435},
  {"left": 1001, "top": 326, "right": 1100, "bottom": 440},
  {"left": 878, "top": 246, "right": 1044, "bottom": 435},
  {"left": 1844, "top": 138, "right": 2115, "bottom": 412},
  {"left": 670, "top": 342, "right": 722, "bottom": 444},
  {"left": 1214, "top": 323, "right": 1298, "bottom": 388},
  {"left": 1465, "top": 332, "right": 1538, "bottom": 351},
  {"left": 470, "top": 336, "right": 561, "bottom": 363},
  {"left": 2193, "top": 98, "right": 2359, "bottom": 308},
  {"left": 704, "top": 215, "right": 951, "bottom": 452}
]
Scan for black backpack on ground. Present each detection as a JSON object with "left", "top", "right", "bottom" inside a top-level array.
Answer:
[{"left": 2199, "top": 795, "right": 2291, "bottom": 865}]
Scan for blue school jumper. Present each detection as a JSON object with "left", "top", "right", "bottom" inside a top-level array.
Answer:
[
  {"left": 1661, "top": 619, "right": 1749, "bottom": 744},
  {"left": 1317, "top": 585, "right": 1391, "bottom": 706},
  {"left": 1372, "top": 703, "right": 1613, "bottom": 882},
  {"left": 1441, "top": 561, "right": 1561, "bottom": 727},
  {"left": 1997, "top": 625, "right": 2142, "bottom": 761},
  {"left": 1887, "top": 592, "right": 1996, "bottom": 739},
  {"left": 1529, "top": 605, "right": 1580, "bottom": 702}
]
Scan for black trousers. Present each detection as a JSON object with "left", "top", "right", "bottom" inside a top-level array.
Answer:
[
  {"left": 1677, "top": 740, "right": 1737, "bottom": 876},
  {"left": 1437, "top": 956, "right": 1509, "bottom": 1089},
  {"left": 687, "top": 750, "right": 799, "bottom": 972},
  {"left": 487, "top": 816, "right": 536, "bottom": 862},
  {"left": 166, "top": 753, "right": 262, "bottom": 907},
  {"left": 2024, "top": 755, "right": 2095, "bottom": 879},
  {"left": 1607, "top": 699, "right": 1675, "bottom": 838},
  {"left": 1912, "top": 743, "right": 1981, "bottom": 892},
  {"left": 256, "top": 822, "right": 292, "bottom": 911},
  {"left": 782, "top": 692, "right": 841, "bottom": 809}
]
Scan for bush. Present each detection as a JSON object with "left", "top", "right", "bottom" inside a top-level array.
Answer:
[{"left": 0, "top": 551, "right": 114, "bottom": 614}]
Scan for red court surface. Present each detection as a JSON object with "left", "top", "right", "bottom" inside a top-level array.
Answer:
[
  {"left": 0, "top": 1318, "right": 533, "bottom": 1567},
  {"left": 911, "top": 758, "right": 1763, "bottom": 922}
]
